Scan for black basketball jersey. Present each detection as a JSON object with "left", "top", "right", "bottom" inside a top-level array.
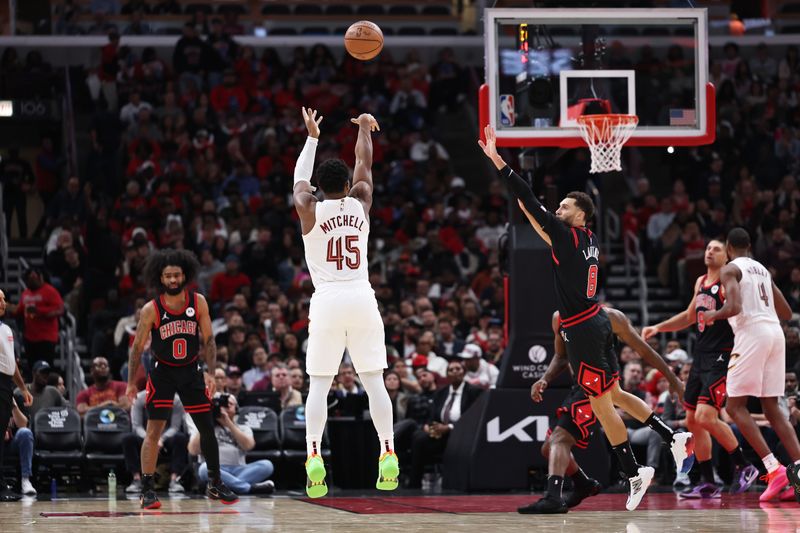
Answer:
[
  {"left": 151, "top": 291, "right": 201, "bottom": 366},
  {"left": 552, "top": 226, "right": 601, "bottom": 328},
  {"left": 694, "top": 275, "right": 734, "bottom": 353}
]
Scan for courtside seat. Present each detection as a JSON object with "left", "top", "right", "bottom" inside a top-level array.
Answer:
[
  {"left": 83, "top": 406, "right": 131, "bottom": 465},
  {"left": 33, "top": 407, "right": 83, "bottom": 480},
  {"left": 237, "top": 406, "right": 282, "bottom": 464},
  {"left": 280, "top": 405, "right": 331, "bottom": 464}
]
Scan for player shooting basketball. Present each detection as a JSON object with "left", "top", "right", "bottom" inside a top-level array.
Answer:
[{"left": 479, "top": 124, "right": 694, "bottom": 511}]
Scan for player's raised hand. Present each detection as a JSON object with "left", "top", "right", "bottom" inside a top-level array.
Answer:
[
  {"left": 530, "top": 379, "right": 548, "bottom": 403},
  {"left": 478, "top": 124, "right": 505, "bottom": 169},
  {"left": 301, "top": 106, "right": 323, "bottom": 139},
  {"left": 350, "top": 113, "right": 380, "bottom": 132},
  {"left": 641, "top": 326, "right": 659, "bottom": 340}
]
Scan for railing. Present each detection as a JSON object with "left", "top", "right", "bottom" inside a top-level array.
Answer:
[
  {"left": 62, "top": 66, "right": 79, "bottom": 178},
  {"left": 623, "top": 230, "right": 649, "bottom": 326},
  {"left": 18, "top": 257, "right": 84, "bottom": 402},
  {"left": 605, "top": 208, "right": 620, "bottom": 255},
  {"left": 0, "top": 184, "right": 7, "bottom": 283}
]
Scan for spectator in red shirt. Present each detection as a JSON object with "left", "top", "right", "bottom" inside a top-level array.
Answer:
[
  {"left": 13, "top": 268, "right": 64, "bottom": 368},
  {"left": 210, "top": 69, "right": 248, "bottom": 114},
  {"left": 76, "top": 356, "right": 130, "bottom": 416},
  {"left": 210, "top": 255, "right": 251, "bottom": 308}
]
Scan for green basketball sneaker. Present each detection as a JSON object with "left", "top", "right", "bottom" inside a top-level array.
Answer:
[
  {"left": 376, "top": 451, "right": 400, "bottom": 491},
  {"left": 305, "top": 454, "right": 328, "bottom": 498}
]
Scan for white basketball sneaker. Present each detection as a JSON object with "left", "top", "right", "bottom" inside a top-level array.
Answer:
[{"left": 626, "top": 466, "right": 654, "bottom": 511}]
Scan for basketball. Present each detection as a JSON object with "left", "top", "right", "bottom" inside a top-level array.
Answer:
[
  {"left": 344, "top": 21, "right": 384, "bottom": 61},
  {"left": 729, "top": 19, "right": 745, "bottom": 36}
]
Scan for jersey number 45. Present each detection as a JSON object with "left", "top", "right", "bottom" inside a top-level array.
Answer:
[{"left": 326, "top": 236, "right": 361, "bottom": 270}]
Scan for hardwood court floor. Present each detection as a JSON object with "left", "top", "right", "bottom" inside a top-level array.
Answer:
[{"left": 1, "top": 492, "right": 799, "bottom": 532}]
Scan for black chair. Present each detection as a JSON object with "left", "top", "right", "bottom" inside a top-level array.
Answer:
[
  {"left": 280, "top": 405, "right": 330, "bottom": 488},
  {"left": 398, "top": 27, "right": 426, "bottom": 36},
  {"left": 237, "top": 406, "right": 282, "bottom": 464},
  {"left": 261, "top": 4, "right": 290, "bottom": 15},
  {"left": 783, "top": 2, "right": 800, "bottom": 13},
  {"left": 422, "top": 5, "right": 451, "bottom": 15},
  {"left": 83, "top": 406, "right": 131, "bottom": 476},
  {"left": 430, "top": 27, "right": 459, "bottom": 36},
  {"left": 356, "top": 5, "right": 384, "bottom": 15},
  {"left": 269, "top": 28, "right": 298, "bottom": 35},
  {"left": 185, "top": 4, "right": 213, "bottom": 16},
  {"left": 388, "top": 5, "right": 417, "bottom": 15},
  {"left": 295, "top": 4, "right": 323, "bottom": 15},
  {"left": 218, "top": 4, "right": 247, "bottom": 15},
  {"left": 326, "top": 4, "right": 353, "bottom": 15},
  {"left": 33, "top": 407, "right": 83, "bottom": 482},
  {"left": 301, "top": 27, "right": 330, "bottom": 35}
]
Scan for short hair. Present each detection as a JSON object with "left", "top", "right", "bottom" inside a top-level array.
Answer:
[
  {"left": 316, "top": 159, "right": 350, "bottom": 194},
  {"left": 566, "top": 191, "right": 595, "bottom": 222},
  {"left": 727, "top": 227, "right": 751, "bottom": 250},
  {"left": 143, "top": 249, "right": 200, "bottom": 292}
]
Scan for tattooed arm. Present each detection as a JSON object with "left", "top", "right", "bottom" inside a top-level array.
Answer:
[
  {"left": 126, "top": 301, "right": 156, "bottom": 402},
  {"left": 196, "top": 294, "right": 217, "bottom": 396}
]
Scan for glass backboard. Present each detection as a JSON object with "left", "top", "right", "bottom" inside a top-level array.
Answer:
[{"left": 480, "top": 8, "right": 714, "bottom": 147}]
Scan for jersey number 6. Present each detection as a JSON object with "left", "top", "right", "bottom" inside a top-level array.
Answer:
[
  {"left": 586, "top": 264, "right": 598, "bottom": 298},
  {"left": 326, "top": 236, "right": 361, "bottom": 270}
]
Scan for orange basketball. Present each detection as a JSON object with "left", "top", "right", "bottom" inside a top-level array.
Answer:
[
  {"left": 729, "top": 19, "right": 745, "bottom": 36},
  {"left": 344, "top": 21, "right": 384, "bottom": 61}
]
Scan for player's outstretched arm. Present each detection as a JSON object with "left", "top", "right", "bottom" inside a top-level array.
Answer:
[
  {"left": 127, "top": 301, "right": 155, "bottom": 402},
  {"left": 293, "top": 107, "right": 322, "bottom": 207},
  {"left": 608, "top": 308, "right": 685, "bottom": 401},
  {"left": 704, "top": 264, "right": 742, "bottom": 325},
  {"left": 349, "top": 113, "right": 379, "bottom": 213},
  {"left": 478, "top": 125, "right": 560, "bottom": 246},
  {"left": 642, "top": 276, "right": 702, "bottom": 339},
  {"left": 532, "top": 311, "right": 570, "bottom": 402}
]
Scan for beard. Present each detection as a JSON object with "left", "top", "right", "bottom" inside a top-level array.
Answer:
[
  {"left": 94, "top": 373, "right": 109, "bottom": 385},
  {"left": 164, "top": 282, "right": 186, "bottom": 296}
]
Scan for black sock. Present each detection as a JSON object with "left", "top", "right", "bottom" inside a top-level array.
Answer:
[
  {"left": 546, "top": 475, "right": 564, "bottom": 499},
  {"left": 190, "top": 410, "right": 221, "bottom": 483},
  {"left": 612, "top": 441, "right": 641, "bottom": 478},
  {"left": 645, "top": 413, "right": 675, "bottom": 443},
  {"left": 699, "top": 460, "right": 715, "bottom": 484},
  {"left": 141, "top": 474, "right": 154, "bottom": 490},
  {"left": 571, "top": 469, "right": 593, "bottom": 489},
  {"left": 729, "top": 447, "right": 747, "bottom": 467}
]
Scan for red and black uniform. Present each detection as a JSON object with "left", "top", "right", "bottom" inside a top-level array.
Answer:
[
  {"left": 501, "top": 165, "right": 617, "bottom": 397},
  {"left": 684, "top": 275, "right": 734, "bottom": 411},
  {"left": 550, "top": 384, "right": 597, "bottom": 448},
  {"left": 145, "top": 291, "right": 211, "bottom": 420}
]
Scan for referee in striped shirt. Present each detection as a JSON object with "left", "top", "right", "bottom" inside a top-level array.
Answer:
[{"left": 0, "top": 289, "right": 33, "bottom": 501}]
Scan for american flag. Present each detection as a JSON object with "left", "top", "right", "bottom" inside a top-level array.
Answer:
[{"left": 670, "top": 108, "right": 696, "bottom": 126}]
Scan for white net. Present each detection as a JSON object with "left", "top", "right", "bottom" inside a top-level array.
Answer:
[{"left": 576, "top": 114, "right": 639, "bottom": 174}]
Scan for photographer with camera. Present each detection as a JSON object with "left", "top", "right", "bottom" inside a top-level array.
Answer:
[{"left": 188, "top": 392, "right": 275, "bottom": 495}]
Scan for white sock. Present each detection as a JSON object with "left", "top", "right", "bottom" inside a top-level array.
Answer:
[
  {"left": 305, "top": 374, "right": 335, "bottom": 457},
  {"left": 762, "top": 453, "right": 780, "bottom": 474},
  {"left": 794, "top": 459, "right": 800, "bottom": 466},
  {"left": 358, "top": 370, "right": 395, "bottom": 453}
]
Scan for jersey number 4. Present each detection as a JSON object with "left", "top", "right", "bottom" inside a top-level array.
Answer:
[
  {"left": 326, "top": 236, "right": 361, "bottom": 270},
  {"left": 758, "top": 282, "right": 770, "bottom": 307},
  {"left": 586, "top": 264, "right": 598, "bottom": 298}
]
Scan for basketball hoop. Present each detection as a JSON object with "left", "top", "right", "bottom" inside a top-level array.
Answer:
[{"left": 577, "top": 114, "right": 639, "bottom": 173}]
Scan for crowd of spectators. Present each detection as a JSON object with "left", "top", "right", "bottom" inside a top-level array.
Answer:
[{"left": 1, "top": 10, "right": 506, "bottom": 494}]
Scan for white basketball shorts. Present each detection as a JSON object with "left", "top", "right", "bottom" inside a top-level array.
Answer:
[
  {"left": 727, "top": 322, "right": 785, "bottom": 398},
  {"left": 305, "top": 282, "right": 387, "bottom": 376}
]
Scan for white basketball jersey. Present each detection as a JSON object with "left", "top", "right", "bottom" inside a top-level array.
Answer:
[
  {"left": 728, "top": 256, "right": 780, "bottom": 332},
  {"left": 302, "top": 196, "right": 370, "bottom": 289}
]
